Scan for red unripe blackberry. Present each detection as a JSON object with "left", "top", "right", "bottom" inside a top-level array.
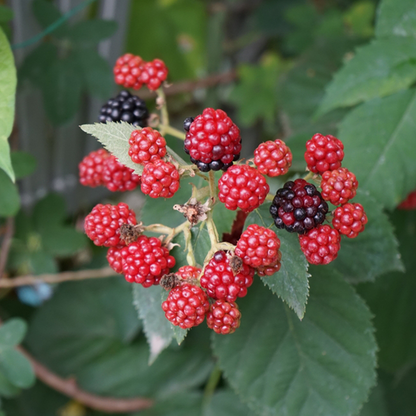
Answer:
[
  {"left": 184, "top": 108, "right": 241, "bottom": 172},
  {"left": 128, "top": 127, "right": 167, "bottom": 165},
  {"left": 107, "top": 245, "right": 124, "bottom": 273},
  {"left": 332, "top": 203, "right": 368, "bottom": 238},
  {"left": 200, "top": 251, "right": 255, "bottom": 302},
  {"left": 121, "top": 235, "right": 175, "bottom": 287},
  {"left": 102, "top": 155, "right": 141, "bottom": 192},
  {"left": 114, "top": 53, "right": 144, "bottom": 90},
  {"left": 79, "top": 149, "right": 110, "bottom": 187},
  {"left": 176, "top": 265, "right": 201, "bottom": 280},
  {"left": 138, "top": 59, "right": 168, "bottom": 91},
  {"left": 84, "top": 203, "right": 137, "bottom": 247},
  {"left": 299, "top": 225, "right": 341, "bottom": 265},
  {"left": 162, "top": 283, "right": 210, "bottom": 329},
  {"left": 235, "top": 224, "right": 281, "bottom": 268},
  {"left": 305, "top": 133, "right": 344, "bottom": 174},
  {"left": 256, "top": 255, "right": 282, "bottom": 276},
  {"left": 218, "top": 165, "right": 269, "bottom": 213},
  {"left": 99, "top": 90, "right": 149, "bottom": 127},
  {"left": 270, "top": 179, "right": 328, "bottom": 234},
  {"left": 398, "top": 190, "right": 416, "bottom": 210},
  {"left": 141, "top": 159, "right": 180, "bottom": 198},
  {"left": 320, "top": 168, "right": 358, "bottom": 206},
  {"left": 254, "top": 139, "right": 292, "bottom": 177},
  {"left": 207, "top": 300, "right": 241, "bottom": 334}
]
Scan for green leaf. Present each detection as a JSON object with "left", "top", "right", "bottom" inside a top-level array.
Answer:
[
  {"left": 0, "top": 319, "right": 27, "bottom": 347},
  {"left": 0, "top": 369, "right": 19, "bottom": 397},
  {"left": 317, "top": 38, "right": 416, "bottom": 116},
  {"left": 40, "top": 227, "right": 87, "bottom": 257},
  {"left": 338, "top": 89, "right": 416, "bottom": 210},
  {"left": 203, "top": 390, "right": 251, "bottom": 416},
  {"left": 133, "top": 284, "right": 187, "bottom": 364},
  {"left": 72, "top": 49, "right": 112, "bottom": 99},
  {"left": 33, "top": 193, "right": 66, "bottom": 231},
  {"left": 0, "top": 6, "right": 13, "bottom": 23},
  {"left": 28, "top": 251, "right": 57, "bottom": 275},
  {"left": 376, "top": 0, "right": 416, "bottom": 39},
  {"left": 359, "top": 384, "right": 389, "bottom": 416},
  {"left": 26, "top": 280, "right": 212, "bottom": 398},
  {"left": 80, "top": 122, "right": 143, "bottom": 175},
  {"left": 245, "top": 204, "right": 310, "bottom": 319},
  {"left": 41, "top": 58, "right": 82, "bottom": 125},
  {"left": 140, "top": 391, "right": 203, "bottom": 416},
  {"left": 358, "top": 209, "right": 416, "bottom": 372},
  {"left": 329, "top": 190, "right": 403, "bottom": 283},
  {"left": 11, "top": 151, "right": 37, "bottom": 179},
  {"left": 0, "top": 348, "right": 35, "bottom": 389},
  {"left": 18, "top": 43, "right": 57, "bottom": 87},
  {"left": 0, "top": 170, "right": 20, "bottom": 217},
  {"left": 68, "top": 19, "right": 118, "bottom": 46},
  {"left": 32, "top": 0, "right": 68, "bottom": 38},
  {"left": 0, "top": 28, "right": 16, "bottom": 182},
  {"left": 212, "top": 269, "right": 377, "bottom": 416},
  {"left": 343, "top": 2, "right": 375, "bottom": 38}
]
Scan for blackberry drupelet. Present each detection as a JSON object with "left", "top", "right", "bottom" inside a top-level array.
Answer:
[
  {"left": 270, "top": 178, "right": 328, "bottom": 234},
  {"left": 99, "top": 90, "right": 149, "bottom": 127}
]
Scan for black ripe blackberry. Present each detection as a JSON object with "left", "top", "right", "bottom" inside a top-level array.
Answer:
[
  {"left": 270, "top": 179, "right": 328, "bottom": 234},
  {"left": 99, "top": 90, "right": 149, "bottom": 127}
]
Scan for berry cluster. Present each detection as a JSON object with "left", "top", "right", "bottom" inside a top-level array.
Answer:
[
  {"left": 114, "top": 53, "right": 168, "bottom": 91},
  {"left": 79, "top": 149, "right": 141, "bottom": 192}
]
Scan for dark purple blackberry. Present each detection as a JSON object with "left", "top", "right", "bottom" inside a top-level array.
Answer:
[
  {"left": 99, "top": 90, "right": 149, "bottom": 127},
  {"left": 270, "top": 178, "right": 328, "bottom": 234}
]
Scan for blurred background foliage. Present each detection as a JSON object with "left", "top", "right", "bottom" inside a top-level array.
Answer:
[{"left": 0, "top": 0, "right": 416, "bottom": 415}]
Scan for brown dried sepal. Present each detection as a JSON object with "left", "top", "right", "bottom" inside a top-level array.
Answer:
[
  {"left": 228, "top": 254, "right": 243, "bottom": 275},
  {"left": 160, "top": 273, "right": 182, "bottom": 290},
  {"left": 119, "top": 222, "right": 144, "bottom": 245},
  {"left": 173, "top": 198, "right": 211, "bottom": 226}
]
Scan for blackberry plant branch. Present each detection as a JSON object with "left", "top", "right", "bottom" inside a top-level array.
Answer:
[
  {"left": 183, "top": 226, "right": 196, "bottom": 267},
  {"left": 0, "top": 217, "right": 15, "bottom": 280},
  {"left": 162, "top": 125, "right": 185, "bottom": 141},
  {"left": 156, "top": 88, "right": 169, "bottom": 135}
]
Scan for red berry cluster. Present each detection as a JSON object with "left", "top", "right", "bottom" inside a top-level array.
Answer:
[
  {"left": 114, "top": 53, "right": 168, "bottom": 91},
  {"left": 79, "top": 149, "right": 141, "bottom": 192},
  {"left": 254, "top": 139, "right": 292, "bottom": 177},
  {"left": 84, "top": 203, "right": 175, "bottom": 286}
]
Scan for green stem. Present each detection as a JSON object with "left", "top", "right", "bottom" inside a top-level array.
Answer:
[
  {"left": 161, "top": 125, "right": 185, "bottom": 141},
  {"left": 304, "top": 171, "right": 314, "bottom": 181},
  {"left": 183, "top": 226, "right": 196, "bottom": 267},
  {"left": 266, "top": 193, "right": 275, "bottom": 202},
  {"left": 208, "top": 170, "right": 217, "bottom": 201},
  {"left": 202, "top": 364, "right": 222, "bottom": 408},
  {"left": 157, "top": 88, "right": 169, "bottom": 135}
]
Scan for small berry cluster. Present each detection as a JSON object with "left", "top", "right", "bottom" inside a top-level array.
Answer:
[
  {"left": 114, "top": 53, "right": 168, "bottom": 91},
  {"left": 84, "top": 202, "right": 175, "bottom": 287},
  {"left": 269, "top": 133, "right": 367, "bottom": 265},
  {"left": 79, "top": 149, "right": 141, "bottom": 192}
]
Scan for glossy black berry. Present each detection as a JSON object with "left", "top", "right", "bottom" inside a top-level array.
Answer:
[
  {"left": 183, "top": 117, "right": 194, "bottom": 132},
  {"left": 99, "top": 90, "right": 149, "bottom": 127},
  {"left": 270, "top": 178, "right": 328, "bottom": 234}
]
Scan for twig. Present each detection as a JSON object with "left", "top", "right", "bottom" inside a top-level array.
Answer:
[
  {"left": 16, "top": 346, "right": 153, "bottom": 413},
  {"left": 0, "top": 267, "right": 117, "bottom": 288},
  {"left": 135, "top": 70, "right": 237, "bottom": 100},
  {"left": 0, "top": 217, "right": 14, "bottom": 280}
]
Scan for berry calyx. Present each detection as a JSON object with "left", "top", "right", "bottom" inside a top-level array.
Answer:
[
  {"left": 207, "top": 300, "right": 241, "bottom": 334},
  {"left": 200, "top": 251, "right": 254, "bottom": 302},
  {"left": 162, "top": 283, "right": 210, "bottom": 329},
  {"left": 184, "top": 108, "right": 241, "bottom": 171},
  {"left": 102, "top": 155, "right": 141, "bottom": 192},
  {"left": 254, "top": 139, "right": 292, "bottom": 177},
  {"left": 107, "top": 245, "right": 124, "bottom": 273},
  {"left": 128, "top": 127, "right": 167, "bottom": 165},
  {"left": 218, "top": 165, "right": 269, "bottom": 213},
  {"left": 398, "top": 190, "right": 416, "bottom": 210},
  {"left": 84, "top": 203, "right": 137, "bottom": 247},
  {"left": 270, "top": 179, "right": 328, "bottom": 234},
  {"left": 79, "top": 149, "right": 110, "bottom": 187},
  {"left": 299, "top": 225, "right": 341, "bottom": 265},
  {"left": 121, "top": 235, "right": 175, "bottom": 287},
  {"left": 235, "top": 224, "right": 281, "bottom": 268},
  {"left": 141, "top": 159, "right": 180, "bottom": 198},
  {"left": 305, "top": 133, "right": 344, "bottom": 174},
  {"left": 113, "top": 53, "right": 144, "bottom": 90},
  {"left": 320, "top": 168, "right": 358, "bottom": 206},
  {"left": 138, "top": 59, "right": 168, "bottom": 91},
  {"left": 332, "top": 203, "right": 368, "bottom": 238}
]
